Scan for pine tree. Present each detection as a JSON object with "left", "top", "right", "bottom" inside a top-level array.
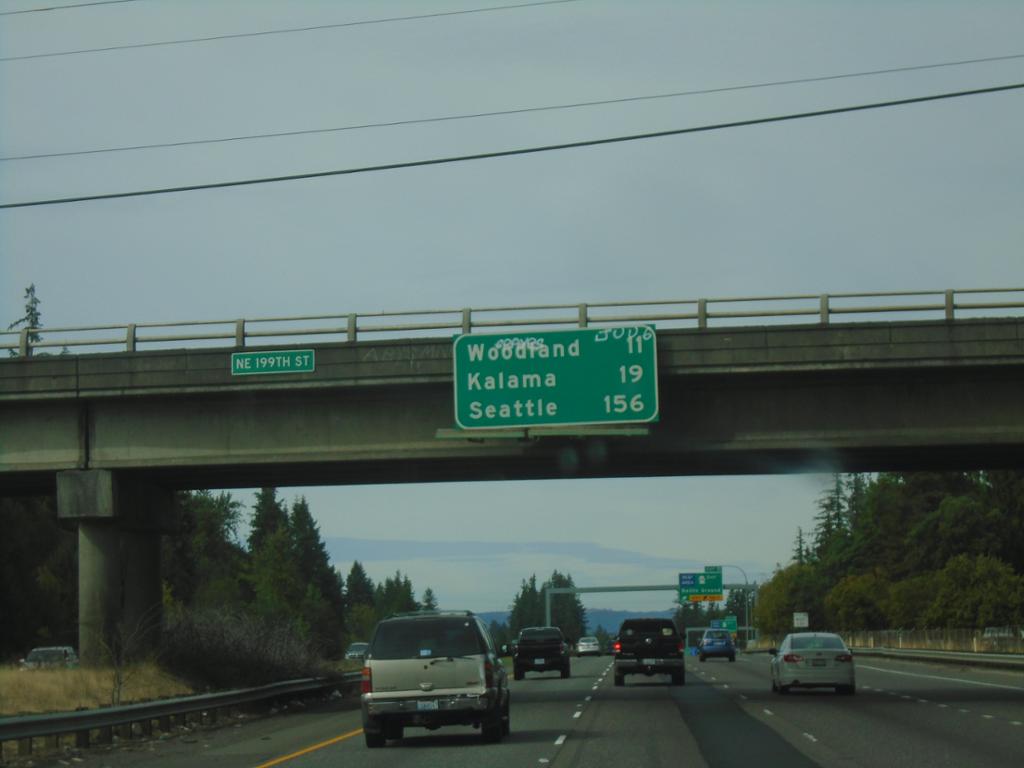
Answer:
[
  {"left": 421, "top": 587, "right": 438, "bottom": 610},
  {"left": 345, "top": 561, "right": 376, "bottom": 609},
  {"left": 248, "top": 488, "right": 288, "bottom": 554},
  {"left": 289, "top": 496, "right": 346, "bottom": 655}
]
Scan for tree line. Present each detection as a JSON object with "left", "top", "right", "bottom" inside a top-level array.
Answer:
[
  {"left": 0, "top": 487, "right": 435, "bottom": 664},
  {"left": 754, "top": 471, "right": 1024, "bottom": 635}
]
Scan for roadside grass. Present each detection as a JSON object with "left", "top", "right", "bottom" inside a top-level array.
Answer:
[{"left": 0, "top": 662, "right": 193, "bottom": 717}]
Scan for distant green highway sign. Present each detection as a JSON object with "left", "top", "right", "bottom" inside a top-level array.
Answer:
[
  {"left": 231, "top": 349, "right": 315, "bottom": 376},
  {"left": 452, "top": 326, "right": 658, "bottom": 429}
]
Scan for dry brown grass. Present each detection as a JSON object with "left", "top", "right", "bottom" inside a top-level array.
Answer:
[{"left": 0, "top": 662, "right": 193, "bottom": 716}]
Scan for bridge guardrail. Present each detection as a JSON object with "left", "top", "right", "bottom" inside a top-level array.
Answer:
[
  {"left": 0, "top": 672, "right": 361, "bottom": 761},
  {"left": 3, "top": 287, "right": 1023, "bottom": 357}
]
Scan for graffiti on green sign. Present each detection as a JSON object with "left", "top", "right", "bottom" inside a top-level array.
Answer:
[{"left": 452, "top": 326, "right": 658, "bottom": 429}]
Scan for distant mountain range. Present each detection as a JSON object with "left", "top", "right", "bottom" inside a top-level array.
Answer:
[{"left": 476, "top": 607, "right": 675, "bottom": 634}]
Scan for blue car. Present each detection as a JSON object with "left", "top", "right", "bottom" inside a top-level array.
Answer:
[{"left": 698, "top": 629, "right": 736, "bottom": 662}]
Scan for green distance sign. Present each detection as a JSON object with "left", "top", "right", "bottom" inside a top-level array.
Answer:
[
  {"left": 231, "top": 349, "right": 315, "bottom": 376},
  {"left": 452, "top": 326, "right": 658, "bottom": 429}
]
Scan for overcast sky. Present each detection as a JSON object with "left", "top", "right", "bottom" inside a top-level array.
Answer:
[{"left": 2, "top": 0, "right": 1022, "bottom": 613}]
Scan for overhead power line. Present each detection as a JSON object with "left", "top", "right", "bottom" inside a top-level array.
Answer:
[
  {"left": 1, "top": 82, "right": 1021, "bottom": 210},
  {"left": 0, "top": 0, "right": 581, "bottom": 61},
  {"left": 4, "top": 53, "right": 1023, "bottom": 163},
  {"left": 0, "top": 0, "right": 142, "bottom": 16}
]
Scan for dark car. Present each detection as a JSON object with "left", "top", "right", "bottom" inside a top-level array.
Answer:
[
  {"left": 20, "top": 646, "right": 79, "bottom": 670},
  {"left": 513, "top": 626, "right": 571, "bottom": 679},
  {"left": 345, "top": 641, "right": 369, "bottom": 661},
  {"left": 698, "top": 629, "right": 736, "bottom": 662},
  {"left": 613, "top": 618, "right": 685, "bottom": 686}
]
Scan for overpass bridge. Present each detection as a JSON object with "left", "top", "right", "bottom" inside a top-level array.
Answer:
[{"left": 2, "top": 288, "right": 1023, "bottom": 660}]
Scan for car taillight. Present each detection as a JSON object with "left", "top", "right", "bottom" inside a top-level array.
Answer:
[
  {"left": 613, "top": 641, "right": 621, "bottom": 654},
  {"left": 782, "top": 653, "right": 802, "bottom": 663},
  {"left": 361, "top": 666, "right": 372, "bottom": 694},
  {"left": 677, "top": 641, "right": 685, "bottom": 653},
  {"left": 484, "top": 660, "right": 495, "bottom": 688},
  {"left": 835, "top": 653, "right": 853, "bottom": 663}
]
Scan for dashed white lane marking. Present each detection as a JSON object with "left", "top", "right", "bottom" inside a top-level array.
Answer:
[
  {"left": 901, "top": 695, "right": 912, "bottom": 700},
  {"left": 803, "top": 733, "right": 818, "bottom": 743},
  {"left": 539, "top": 759, "right": 550, "bottom": 764},
  {"left": 959, "top": 709, "right": 969, "bottom": 714},
  {"left": 739, "top": 694, "right": 748, "bottom": 700},
  {"left": 573, "top": 711, "right": 582, "bottom": 719},
  {"left": 983, "top": 714, "right": 995, "bottom": 720},
  {"left": 763, "top": 709, "right": 774, "bottom": 716},
  {"left": 917, "top": 699, "right": 929, "bottom": 704},
  {"left": 859, "top": 664, "right": 1024, "bottom": 692},
  {"left": 1012, "top": 721, "right": 1022, "bottom": 726},
  {"left": 576, "top": 704, "right": 583, "bottom": 709},
  {"left": 592, "top": 685, "right": 599, "bottom": 691},
  {"left": 554, "top": 735, "right": 566, "bottom": 746},
  {"left": 938, "top": 704, "right": 948, "bottom": 708},
  {"left": 585, "top": 695, "right": 592, "bottom": 702}
]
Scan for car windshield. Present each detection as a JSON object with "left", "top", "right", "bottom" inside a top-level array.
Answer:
[
  {"left": 705, "top": 631, "right": 729, "bottom": 640},
  {"left": 347, "top": 643, "right": 367, "bottom": 652},
  {"left": 371, "top": 618, "right": 484, "bottom": 660},
  {"left": 27, "top": 649, "right": 67, "bottom": 662},
  {"left": 790, "top": 635, "right": 846, "bottom": 650}
]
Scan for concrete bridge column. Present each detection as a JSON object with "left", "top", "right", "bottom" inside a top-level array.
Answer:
[{"left": 57, "top": 470, "right": 175, "bottom": 665}]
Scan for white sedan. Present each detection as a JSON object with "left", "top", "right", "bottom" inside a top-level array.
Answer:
[
  {"left": 769, "top": 632, "right": 855, "bottom": 695},
  {"left": 576, "top": 636, "right": 601, "bottom": 656}
]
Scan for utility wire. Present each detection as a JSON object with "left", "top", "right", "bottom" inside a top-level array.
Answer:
[
  {"left": 4, "top": 53, "right": 1023, "bottom": 163},
  {"left": 0, "top": 0, "right": 142, "bottom": 15},
  {"left": 1, "top": 82, "right": 1021, "bottom": 210},
  {"left": 0, "top": 0, "right": 581, "bottom": 61}
]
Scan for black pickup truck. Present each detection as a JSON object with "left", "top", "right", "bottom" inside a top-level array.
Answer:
[
  {"left": 513, "top": 626, "right": 571, "bottom": 680},
  {"left": 613, "top": 618, "right": 685, "bottom": 686}
]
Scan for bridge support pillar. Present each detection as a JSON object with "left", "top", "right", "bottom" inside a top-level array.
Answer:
[{"left": 57, "top": 470, "right": 176, "bottom": 665}]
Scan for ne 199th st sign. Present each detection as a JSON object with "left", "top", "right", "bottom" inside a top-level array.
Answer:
[
  {"left": 231, "top": 349, "right": 315, "bottom": 376},
  {"left": 452, "top": 326, "right": 658, "bottom": 429}
]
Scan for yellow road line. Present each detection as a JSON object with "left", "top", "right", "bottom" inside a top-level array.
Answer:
[{"left": 253, "top": 727, "right": 363, "bottom": 768}]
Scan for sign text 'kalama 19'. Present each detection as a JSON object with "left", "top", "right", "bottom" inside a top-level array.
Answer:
[{"left": 452, "top": 326, "right": 658, "bottom": 429}]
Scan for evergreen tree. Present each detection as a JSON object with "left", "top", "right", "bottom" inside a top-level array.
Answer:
[
  {"left": 544, "top": 570, "right": 587, "bottom": 642},
  {"left": 374, "top": 570, "right": 418, "bottom": 618},
  {"left": 421, "top": 587, "right": 438, "bottom": 610},
  {"left": 248, "top": 488, "right": 288, "bottom": 554},
  {"left": 509, "top": 575, "right": 543, "bottom": 633},
  {"left": 345, "top": 561, "right": 376, "bottom": 608},
  {"left": 289, "top": 496, "right": 346, "bottom": 655}
]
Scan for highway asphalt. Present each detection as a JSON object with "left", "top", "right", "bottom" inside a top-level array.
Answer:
[{"left": 38, "top": 653, "right": 1023, "bottom": 768}]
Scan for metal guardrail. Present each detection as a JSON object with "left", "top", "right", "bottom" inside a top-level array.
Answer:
[
  {"left": 849, "top": 646, "right": 1024, "bottom": 671},
  {"left": 0, "top": 672, "right": 361, "bottom": 760},
  {"left": 2, "top": 288, "right": 1022, "bottom": 357}
]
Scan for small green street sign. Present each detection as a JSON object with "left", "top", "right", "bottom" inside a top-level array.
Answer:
[
  {"left": 231, "top": 349, "right": 315, "bottom": 376},
  {"left": 452, "top": 326, "right": 658, "bottom": 429},
  {"left": 678, "top": 570, "right": 724, "bottom": 603},
  {"left": 711, "top": 616, "right": 739, "bottom": 632}
]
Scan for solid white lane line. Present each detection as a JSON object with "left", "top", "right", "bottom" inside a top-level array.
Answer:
[
  {"left": 554, "top": 735, "right": 566, "bottom": 746},
  {"left": 859, "top": 664, "right": 1024, "bottom": 692}
]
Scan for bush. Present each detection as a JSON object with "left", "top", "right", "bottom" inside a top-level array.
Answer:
[{"left": 161, "top": 608, "right": 327, "bottom": 689}]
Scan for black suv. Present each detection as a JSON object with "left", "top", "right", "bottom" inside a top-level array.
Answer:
[
  {"left": 513, "top": 626, "right": 571, "bottom": 680},
  {"left": 360, "top": 611, "right": 510, "bottom": 747},
  {"left": 613, "top": 618, "right": 685, "bottom": 686}
]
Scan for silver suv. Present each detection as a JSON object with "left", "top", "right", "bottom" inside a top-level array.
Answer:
[{"left": 360, "top": 611, "right": 510, "bottom": 747}]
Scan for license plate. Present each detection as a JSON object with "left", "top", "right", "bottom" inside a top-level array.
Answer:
[
  {"left": 416, "top": 700, "right": 438, "bottom": 711},
  {"left": 534, "top": 658, "right": 545, "bottom": 665},
  {"left": 811, "top": 659, "right": 826, "bottom": 667},
  {"left": 642, "top": 658, "right": 657, "bottom": 665}
]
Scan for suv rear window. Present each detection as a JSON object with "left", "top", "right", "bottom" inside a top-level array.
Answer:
[
  {"left": 370, "top": 618, "right": 485, "bottom": 660},
  {"left": 620, "top": 619, "right": 678, "bottom": 637},
  {"left": 520, "top": 628, "right": 561, "bottom": 641}
]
